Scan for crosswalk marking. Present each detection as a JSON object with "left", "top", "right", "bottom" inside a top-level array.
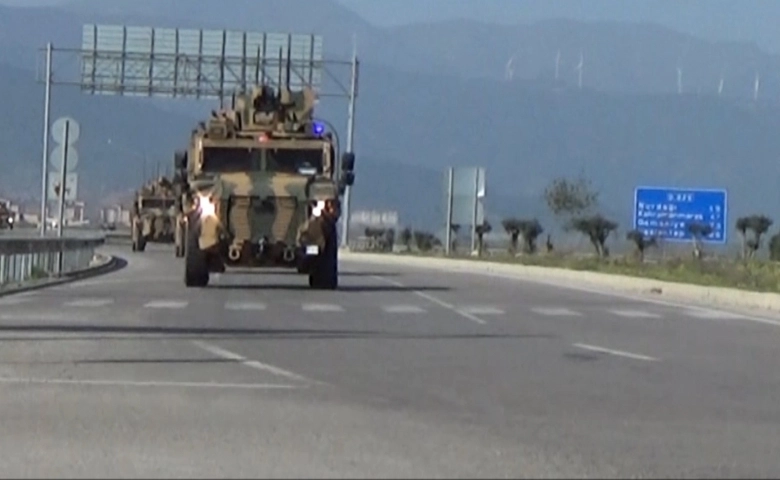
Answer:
[
  {"left": 301, "top": 303, "right": 343, "bottom": 312},
  {"left": 381, "top": 305, "right": 426, "bottom": 314},
  {"left": 64, "top": 298, "right": 114, "bottom": 307},
  {"left": 532, "top": 307, "right": 581, "bottom": 316},
  {"left": 683, "top": 309, "right": 749, "bottom": 320},
  {"left": 459, "top": 306, "right": 505, "bottom": 315},
  {"left": 609, "top": 309, "right": 661, "bottom": 318},
  {"left": 144, "top": 300, "right": 189, "bottom": 309},
  {"left": 224, "top": 301, "right": 267, "bottom": 311}
]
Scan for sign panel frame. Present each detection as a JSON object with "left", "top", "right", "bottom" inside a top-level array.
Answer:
[
  {"left": 633, "top": 186, "right": 728, "bottom": 244},
  {"left": 48, "top": 173, "right": 78, "bottom": 202}
]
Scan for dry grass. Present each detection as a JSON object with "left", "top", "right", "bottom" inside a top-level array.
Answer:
[{"left": 388, "top": 248, "right": 780, "bottom": 293}]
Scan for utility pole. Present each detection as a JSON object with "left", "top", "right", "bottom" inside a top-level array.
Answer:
[
  {"left": 39, "top": 42, "right": 53, "bottom": 237},
  {"left": 445, "top": 167, "right": 454, "bottom": 255},
  {"left": 340, "top": 34, "right": 358, "bottom": 249}
]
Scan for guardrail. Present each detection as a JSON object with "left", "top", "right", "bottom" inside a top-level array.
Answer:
[{"left": 0, "top": 232, "right": 106, "bottom": 287}]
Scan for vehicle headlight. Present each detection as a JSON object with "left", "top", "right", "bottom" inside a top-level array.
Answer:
[
  {"left": 7, "top": 217, "right": 13, "bottom": 224},
  {"left": 311, "top": 200, "right": 325, "bottom": 217},
  {"left": 198, "top": 195, "right": 216, "bottom": 218}
]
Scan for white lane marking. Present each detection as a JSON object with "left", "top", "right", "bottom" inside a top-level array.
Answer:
[
  {"left": 301, "top": 303, "right": 343, "bottom": 312},
  {"left": 381, "top": 305, "right": 426, "bottom": 314},
  {"left": 64, "top": 298, "right": 114, "bottom": 307},
  {"left": 371, "top": 275, "right": 486, "bottom": 325},
  {"left": 573, "top": 343, "right": 659, "bottom": 362},
  {"left": 609, "top": 309, "right": 661, "bottom": 318},
  {"left": 387, "top": 264, "right": 780, "bottom": 329},
  {"left": 532, "top": 307, "right": 581, "bottom": 316},
  {"left": 460, "top": 305, "right": 505, "bottom": 315},
  {"left": 224, "top": 301, "right": 267, "bottom": 311},
  {"left": 683, "top": 309, "right": 749, "bottom": 320},
  {"left": 191, "top": 340, "right": 318, "bottom": 384},
  {"left": 144, "top": 300, "right": 189, "bottom": 309},
  {"left": 0, "top": 312, "right": 75, "bottom": 321},
  {"left": 0, "top": 376, "right": 300, "bottom": 390},
  {"left": 0, "top": 297, "right": 33, "bottom": 306}
]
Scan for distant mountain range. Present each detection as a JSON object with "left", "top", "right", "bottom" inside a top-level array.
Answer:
[{"left": 2, "top": 0, "right": 780, "bottom": 244}]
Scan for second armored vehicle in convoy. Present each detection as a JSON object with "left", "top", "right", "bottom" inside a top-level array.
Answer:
[
  {"left": 172, "top": 83, "right": 355, "bottom": 289},
  {"left": 0, "top": 201, "right": 13, "bottom": 230},
  {"left": 131, "top": 177, "right": 178, "bottom": 251}
]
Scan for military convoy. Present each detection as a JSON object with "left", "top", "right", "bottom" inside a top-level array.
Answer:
[
  {"left": 170, "top": 83, "right": 355, "bottom": 289},
  {"left": 0, "top": 201, "right": 13, "bottom": 230},
  {"left": 130, "top": 177, "right": 178, "bottom": 251}
]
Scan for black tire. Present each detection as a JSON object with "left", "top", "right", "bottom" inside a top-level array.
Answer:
[
  {"left": 308, "top": 222, "right": 338, "bottom": 290},
  {"left": 174, "top": 219, "right": 185, "bottom": 258},
  {"left": 137, "top": 235, "right": 147, "bottom": 252},
  {"left": 184, "top": 218, "right": 209, "bottom": 287}
]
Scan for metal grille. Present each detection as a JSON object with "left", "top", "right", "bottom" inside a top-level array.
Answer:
[{"left": 227, "top": 196, "right": 300, "bottom": 243}]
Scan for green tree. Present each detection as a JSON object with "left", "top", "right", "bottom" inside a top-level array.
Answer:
[
  {"left": 399, "top": 227, "right": 413, "bottom": 251},
  {"left": 570, "top": 214, "right": 618, "bottom": 258},
  {"left": 543, "top": 172, "right": 599, "bottom": 224},
  {"left": 735, "top": 215, "right": 773, "bottom": 259},
  {"left": 474, "top": 220, "right": 492, "bottom": 256},
  {"left": 518, "top": 219, "right": 544, "bottom": 254},
  {"left": 687, "top": 222, "right": 713, "bottom": 259},
  {"left": 501, "top": 218, "right": 522, "bottom": 254},
  {"left": 450, "top": 223, "right": 461, "bottom": 253},
  {"left": 626, "top": 229, "right": 657, "bottom": 263}
]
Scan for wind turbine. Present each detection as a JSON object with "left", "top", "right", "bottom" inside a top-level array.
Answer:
[
  {"left": 717, "top": 72, "right": 724, "bottom": 97},
  {"left": 676, "top": 64, "right": 683, "bottom": 95},
  {"left": 505, "top": 56, "right": 514, "bottom": 81},
  {"left": 574, "top": 50, "right": 583, "bottom": 89},
  {"left": 554, "top": 49, "right": 561, "bottom": 81},
  {"left": 753, "top": 71, "right": 760, "bottom": 102}
]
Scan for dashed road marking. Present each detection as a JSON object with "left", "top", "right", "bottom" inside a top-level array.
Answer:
[
  {"left": 683, "top": 309, "right": 750, "bottom": 320},
  {"left": 381, "top": 305, "right": 427, "bottom": 314},
  {"left": 532, "top": 307, "right": 582, "bottom": 317},
  {"left": 459, "top": 306, "right": 505, "bottom": 315},
  {"left": 609, "top": 309, "right": 661, "bottom": 318},
  {"left": 301, "top": 303, "right": 343, "bottom": 312},
  {"left": 191, "top": 340, "right": 320, "bottom": 384},
  {"left": 573, "top": 343, "right": 659, "bottom": 362},
  {"left": 64, "top": 298, "right": 114, "bottom": 308},
  {"left": 224, "top": 301, "right": 267, "bottom": 311},
  {"left": 0, "top": 297, "right": 33, "bottom": 306},
  {"left": 144, "top": 300, "right": 189, "bottom": 309}
]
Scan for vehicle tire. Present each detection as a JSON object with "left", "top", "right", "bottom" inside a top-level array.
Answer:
[
  {"left": 184, "top": 217, "right": 209, "bottom": 287},
  {"left": 174, "top": 219, "right": 185, "bottom": 258},
  {"left": 137, "top": 234, "right": 147, "bottom": 252},
  {"left": 308, "top": 221, "right": 338, "bottom": 290}
]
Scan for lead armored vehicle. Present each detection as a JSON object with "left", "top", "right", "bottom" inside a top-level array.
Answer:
[
  {"left": 172, "top": 84, "right": 356, "bottom": 289},
  {"left": 131, "top": 177, "right": 178, "bottom": 251}
]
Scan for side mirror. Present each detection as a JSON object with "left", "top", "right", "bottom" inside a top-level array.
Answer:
[
  {"left": 174, "top": 150, "right": 188, "bottom": 170},
  {"left": 341, "top": 171, "right": 355, "bottom": 187},
  {"left": 341, "top": 152, "right": 355, "bottom": 172}
]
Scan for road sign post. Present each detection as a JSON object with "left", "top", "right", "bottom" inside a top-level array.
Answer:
[{"left": 633, "top": 186, "right": 728, "bottom": 244}]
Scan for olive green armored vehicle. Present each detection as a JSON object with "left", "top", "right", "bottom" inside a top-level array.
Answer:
[
  {"left": 172, "top": 84, "right": 356, "bottom": 289},
  {"left": 131, "top": 177, "right": 178, "bottom": 251}
]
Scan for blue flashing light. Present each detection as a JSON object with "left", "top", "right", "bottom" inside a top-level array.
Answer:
[{"left": 313, "top": 122, "right": 325, "bottom": 135}]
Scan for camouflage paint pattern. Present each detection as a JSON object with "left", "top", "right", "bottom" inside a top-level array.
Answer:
[
  {"left": 174, "top": 84, "right": 342, "bottom": 267},
  {"left": 0, "top": 202, "right": 12, "bottom": 229},
  {"left": 132, "top": 177, "right": 178, "bottom": 242}
]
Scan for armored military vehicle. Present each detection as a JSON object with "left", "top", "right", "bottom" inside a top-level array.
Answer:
[
  {"left": 131, "top": 177, "right": 178, "bottom": 251},
  {"left": 172, "top": 83, "right": 355, "bottom": 289},
  {"left": 0, "top": 201, "right": 13, "bottom": 230}
]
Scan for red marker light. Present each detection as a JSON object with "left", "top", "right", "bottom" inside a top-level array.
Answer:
[{"left": 258, "top": 134, "right": 268, "bottom": 142}]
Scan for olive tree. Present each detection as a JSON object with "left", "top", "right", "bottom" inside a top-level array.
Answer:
[
  {"left": 735, "top": 215, "right": 773, "bottom": 259},
  {"left": 569, "top": 214, "right": 618, "bottom": 258}
]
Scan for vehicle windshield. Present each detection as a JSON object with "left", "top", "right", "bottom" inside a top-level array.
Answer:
[
  {"left": 202, "top": 147, "right": 324, "bottom": 175},
  {"left": 266, "top": 148, "right": 323, "bottom": 175},
  {"left": 141, "top": 198, "right": 175, "bottom": 209}
]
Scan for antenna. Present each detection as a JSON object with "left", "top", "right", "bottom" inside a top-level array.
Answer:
[
  {"left": 277, "top": 47, "right": 283, "bottom": 97},
  {"left": 555, "top": 49, "right": 561, "bottom": 81},
  {"left": 676, "top": 65, "right": 683, "bottom": 95},
  {"left": 285, "top": 33, "right": 292, "bottom": 90},
  {"left": 754, "top": 71, "right": 760, "bottom": 102}
]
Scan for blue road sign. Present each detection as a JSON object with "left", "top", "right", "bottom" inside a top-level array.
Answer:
[{"left": 633, "top": 186, "right": 727, "bottom": 244}]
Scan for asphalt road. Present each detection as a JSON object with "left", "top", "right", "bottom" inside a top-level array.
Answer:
[{"left": 1, "top": 243, "right": 780, "bottom": 477}]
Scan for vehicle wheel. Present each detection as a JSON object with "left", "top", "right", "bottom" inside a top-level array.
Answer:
[
  {"left": 137, "top": 235, "right": 147, "bottom": 252},
  {"left": 184, "top": 217, "right": 209, "bottom": 287},
  {"left": 174, "top": 218, "right": 185, "bottom": 258},
  {"left": 308, "top": 222, "right": 338, "bottom": 290}
]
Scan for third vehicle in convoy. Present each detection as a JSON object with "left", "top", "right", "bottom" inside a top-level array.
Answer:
[
  {"left": 172, "top": 82, "right": 355, "bottom": 289},
  {"left": 130, "top": 176, "right": 179, "bottom": 252}
]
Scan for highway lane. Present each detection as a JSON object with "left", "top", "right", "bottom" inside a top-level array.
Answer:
[{"left": 1, "top": 244, "right": 780, "bottom": 477}]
